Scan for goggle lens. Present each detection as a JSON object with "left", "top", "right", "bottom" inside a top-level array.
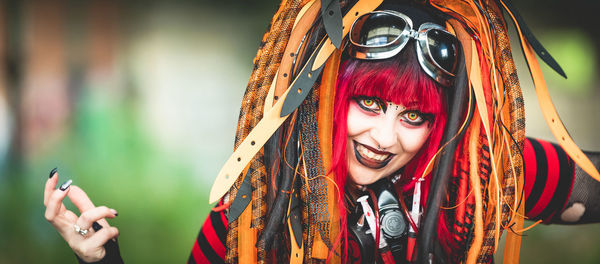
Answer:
[
  {"left": 351, "top": 13, "right": 406, "bottom": 47},
  {"left": 426, "top": 29, "right": 458, "bottom": 74}
]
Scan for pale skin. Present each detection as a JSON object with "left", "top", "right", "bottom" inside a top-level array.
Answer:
[
  {"left": 43, "top": 96, "right": 434, "bottom": 262},
  {"left": 43, "top": 170, "right": 119, "bottom": 262},
  {"left": 346, "top": 97, "right": 433, "bottom": 186}
]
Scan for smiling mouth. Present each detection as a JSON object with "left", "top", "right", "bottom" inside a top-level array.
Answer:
[{"left": 353, "top": 141, "right": 394, "bottom": 169}]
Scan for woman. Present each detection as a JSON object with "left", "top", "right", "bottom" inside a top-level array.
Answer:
[{"left": 44, "top": 0, "right": 600, "bottom": 263}]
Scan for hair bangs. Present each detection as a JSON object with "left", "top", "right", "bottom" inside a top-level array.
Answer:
[{"left": 343, "top": 48, "right": 445, "bottom": 118}]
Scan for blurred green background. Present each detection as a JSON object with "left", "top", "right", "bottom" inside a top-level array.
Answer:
[{"left": 0, "top": 0, "right": 599, "bottom": 263}]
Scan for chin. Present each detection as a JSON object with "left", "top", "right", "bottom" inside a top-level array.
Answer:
[{"left": 347, "top": 165, "right": 387, "bottom": 186}]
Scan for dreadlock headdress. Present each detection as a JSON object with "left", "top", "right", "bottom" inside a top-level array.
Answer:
[{"left": 208, "top": 0, "right": 600, "bottom": 263}]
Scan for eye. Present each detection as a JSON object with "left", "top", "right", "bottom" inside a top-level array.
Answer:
[
  {"left": 401, "top": 110, "right": 429, "bottom": 126},
  {"left": 406, "top": 112, "right": 420, "bottom": 121},
  {"left": 355, "top": 97, "right": 383, "bottom": 113}
]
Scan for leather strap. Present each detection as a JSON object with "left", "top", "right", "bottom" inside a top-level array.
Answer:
[
  {"left": 502, "top": 2, "right": 600, "bottom": 183},
  {"left": 212, "top": 0, "right": 318, "bottom": 204},
  {"left": 320, "top": 0, "right": 343, "bottom": 49},
  {"left": 280, "top": 0, "right": 383, "bottom": 117},
  {"left": 466, "top": 113, "right": 484, "bottom": 264},
  {"left": 470, "top": 40, "right": 501, "bottom": 192},
  {"left": 209, "top": 86, "right": 292, "bottom": 203},
  {"left": 209, "top": 0, "right": 382, "bottom": 203},
  {"left": 313, "top": 0, "right": 382, "bottom": 70},
  {"left": 227, "top": 166, "right": 252, "bottom": 222},
  {"left": 264, "top": 73, "right": 278, "bottom": 113},
  {"left": 288, "top": 188, "right": 304, "bottom": 264},
  {"left": 310, "top": 48, "right": 342, "bottom": 262},
  {"left": 496, "top": 0, "right": 566, "bottom": 78},
  {"left": 272, "top": 0, "right": 321, "bottom": 106},
  {"left": 280, "top": 41, "right": 328, "bottom": 117},
  {"left": 238, "top": 193, "right": 257, "bottom": 263},
  {"left": 502, "top": 163, "right": 525, "bottom": 264}
]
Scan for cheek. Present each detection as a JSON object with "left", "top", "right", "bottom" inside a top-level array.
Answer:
[
  {"left": 397, "top": 126, "right": 432, "bottom": 154},
  {"left": 346, "top": 104, "right": 372, "bottom": 136}
]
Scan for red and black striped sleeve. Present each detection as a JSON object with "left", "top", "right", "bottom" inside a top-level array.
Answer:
[
  {"left": 523, "top": 137, "right": 576, "bottom": 223},
  {"left": 188, "top": 200, "right": 228, "bottom": 264}
]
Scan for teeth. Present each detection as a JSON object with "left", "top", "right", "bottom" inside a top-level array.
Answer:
[{"left": 356, "top": 143, "right": 389, "bottom": 162}]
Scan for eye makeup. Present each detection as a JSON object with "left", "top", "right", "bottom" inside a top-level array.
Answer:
[
  {"left": 399, "top": 110, "right": 432, "bottom": 126},
  {"left": 353, "top": 96, "right": 387, "bottom": 113},
  {"left": 353, "top": 96, "right": 434, "bottom": 125}
]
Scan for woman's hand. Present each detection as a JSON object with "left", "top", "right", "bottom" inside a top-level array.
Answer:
[{"left": 43, "top": 169, "right": 119, "bottom": 263}]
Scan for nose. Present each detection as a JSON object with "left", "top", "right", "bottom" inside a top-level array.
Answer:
[{"left": 370, "top": 115, "right": 398, "bottom": 150}]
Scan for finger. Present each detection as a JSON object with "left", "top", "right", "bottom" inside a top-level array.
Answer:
[
  {"left": 50, "top": 212, "right": 79, "bottom": 236},
  {"left": 76, "top": 206, "right": 118, "bottom": 230},
  {"left": 84, "top": 226, "right": 119, "bottom": 251},
  {"left": 44, "top": 168, "right": 59, "bottom": 206},
  {"left": 59, "top": 203, "right": 68, "bottom": 215},
  {"left": 96, "top": 218, "right": 110, "bottom": 228},
  {"left": 67, "top": 185, "right": 96, "bottom": 213},
  {"left": 63, "top": 209, "right": 79, "bottom": 222},
  {"left": 44, "top": 180, "right": 72, "bottom": 222}
]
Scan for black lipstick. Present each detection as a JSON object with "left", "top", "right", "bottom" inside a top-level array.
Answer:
[{"left": 353, "top": 141, "right": 394, "bottom": 169}]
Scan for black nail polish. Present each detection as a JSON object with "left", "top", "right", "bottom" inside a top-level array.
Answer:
[
  {"left": 59, "top": 179, "right": 72, "bottom": 191},
  {"left": 92, "top": 221, "right": 103, "bottom": 232},
  {"left": 49, "top": 167, "right": 58, "bottom": 178}
]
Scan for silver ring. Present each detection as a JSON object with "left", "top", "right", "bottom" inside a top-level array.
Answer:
[{"left": 74, "top": 224, "right": 89, "bottom": 236}]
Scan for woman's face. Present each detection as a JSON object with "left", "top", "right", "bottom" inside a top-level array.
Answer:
[{"left": 346, "top": 96, "right": 433, "bottom": 186}]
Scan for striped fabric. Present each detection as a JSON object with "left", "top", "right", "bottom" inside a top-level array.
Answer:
[
  {"left": 188, "top": 201, "right": 228, "bottom": 264},
  {"left": 523, "top": 137, "right": 576, "bottom": 223}
]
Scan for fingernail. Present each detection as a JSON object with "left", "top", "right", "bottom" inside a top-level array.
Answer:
[
  {"left": 49, "top": 167, "right": 58, "bottom": 178},
  {"left": 110, "top": 209, "right": 118, "bottom": 216},
  {"left": 92, "top": 221, "right": 103, "bottom": 232},
  {"left": 59, "top": 179, "right": 72, "bottom": 191}
]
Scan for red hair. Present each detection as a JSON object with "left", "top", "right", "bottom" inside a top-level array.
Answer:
[{"left": 330, "top": 45, "right": 449, "bottom": 260}]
